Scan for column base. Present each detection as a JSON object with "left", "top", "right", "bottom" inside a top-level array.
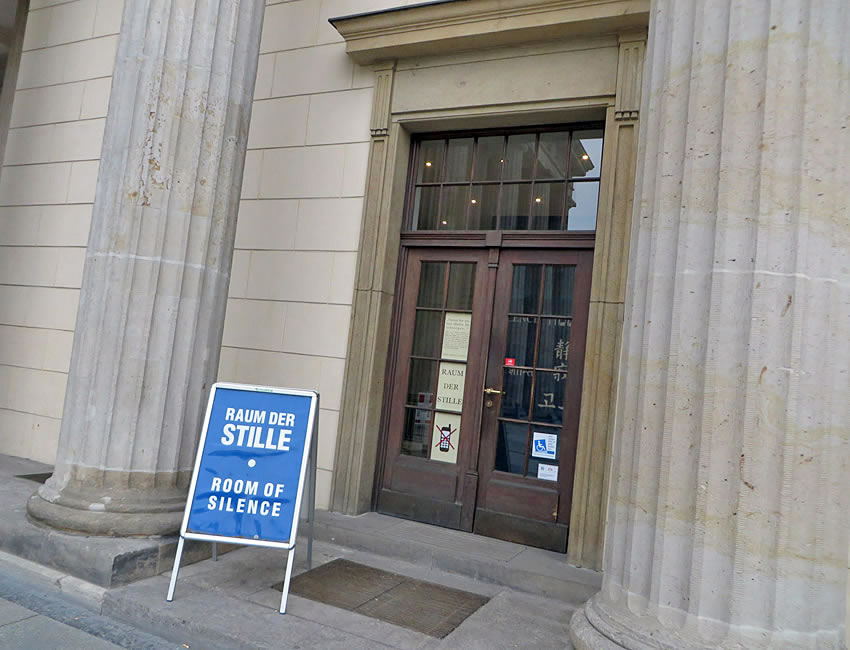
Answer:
[
  {"left": 570, "top": 594, "right": 725, "bottom": 650},
  {"left": 27, "top": 471, "right": 188, "bottom": 537},
  {"left": 571, "top": 592, "right": 845, "bottom": 649}
]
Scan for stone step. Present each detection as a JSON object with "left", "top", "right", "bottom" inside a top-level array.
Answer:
[{"left": 306, "top": 510, "right": 600, "bottom": 607}]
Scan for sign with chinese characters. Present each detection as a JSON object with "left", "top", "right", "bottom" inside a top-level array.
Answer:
[
  {"left": 435, "top": 362, "right": 465, "bottom": 413},
  {"left": 553, "top": 323, "right": 570, "bottom": 371},
  {"left": 531, "top": 431, "right": 558, "bottom": 460},
  {"left": 441, "top": 312, "right": 472, "bottom": 361},
  {"left": 430, "top": 411, "right": 460, "bottom": 464}
]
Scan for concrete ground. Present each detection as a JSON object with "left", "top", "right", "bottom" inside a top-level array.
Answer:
[
  {"left": 0, "top": 541, "right": 577, "bottom": 649},
  {"left": 0, "top": 454, "right": 590, "bottom": 648},
  {"left": 105, "top": 541, "right": 577, "bottom": 649},
  {"left": 0, "top": 553, "right": 180, "bottom": 649}
]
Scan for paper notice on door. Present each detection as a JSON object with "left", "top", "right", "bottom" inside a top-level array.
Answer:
[
  {"left": 435, "top": 362, "right": 465, "bottom": 413},
  {"left": 441, "top": 312, "right": 472, "bottom": 361},
  {"left": 537, "top": 464, "right": 558, "bottom": 481},
  {"left": 531, "top": 431, "right": 557, "bottom": 460},
  {"left": 430, "top": 412, "right": 460, "bottom": 464}
]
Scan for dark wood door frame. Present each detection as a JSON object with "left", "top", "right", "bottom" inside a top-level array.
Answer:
[
  {"left": 377, "top": 247, "right": 491, "bottom": 529},
  {"left": 374, "top": 232, "right": 595, "bottom": 550},
  {"left": 473, "top": 247, "right": 593, "bottom": 551}
]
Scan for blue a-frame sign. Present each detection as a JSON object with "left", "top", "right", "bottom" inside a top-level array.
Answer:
[{"left": 166, "top": 382, "right": 319, "bottom": 614}]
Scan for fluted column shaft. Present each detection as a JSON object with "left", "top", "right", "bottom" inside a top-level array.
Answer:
[
  {"left": 572, "top": 1, "right": 849, "bottom": 648},
  {"left": 27, "top": 0, "right": 265, "bottom": 536}
]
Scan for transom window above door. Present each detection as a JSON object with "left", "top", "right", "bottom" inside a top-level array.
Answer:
[{"left": 409, "top": 127, "right": 603, "bottom": 232}]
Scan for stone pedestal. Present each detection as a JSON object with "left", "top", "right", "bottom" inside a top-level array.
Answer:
[
  {"left": 572, "top": 1, "right": 849, "bottom": 648},
  {"left": 27, "top": 0, "right": 265, "bottom": 536}
]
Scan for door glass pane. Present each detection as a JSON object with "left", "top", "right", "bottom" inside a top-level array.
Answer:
[
  {"left": 566, "top": 182, "right": 600, "bottom": 231},
  {"left": 495, "top": 421, "right": 527, "bottom": 474},
  {"left": 504, "top": 134, "right": 536, "bottom": 180},
  {"left": 500, "top": 183, "right": 531, "bottom": 230},
  {"left": 530, "top": 182, "right": 565, "bottom": 230},
  {"left": 532, "top": 371, "right": 566, "bottom": 426},
  {"left": 410, "top": 128, "right": 603, "bottom": 232},
  {"left": 501, "top": 367, "right": 533, "bottom": 420},
  {"left": 446, "top": 263, "right": 475, "bottom": 310},
  {"left": 445, "top": 138, "right": 474, "bottom": 181},
  {"left": 527, "top": 425, "right": 560, "bottom": 479},
  {"left": 417, "top": 263, "right": 445, "bottom": 308},
  {"left": 407, "top": 359, "right": 437, "bottom": 405},
  {"left": 402, "top": 407, "right": 431, "bottom": 458},
  {"left": 475, "top": 136, "right": 505, "bottom": 181},
  {"left": 469, "top": 184, "right": 499, "bottom": 230},
  {"left": 413, "top": 187, "right": 440, "bottom": 230},
  {"left": 537, "top": 318, "right": 570, "bottom": 370},
  {"left": 491, "top": 259, "right": 578, "bottom": 477},
  {"left": 536, "top": 132, "right": 568, "bottom": 179},
  {"left": 412, "top": 310, "right": 442, "bottom": 357},
  {"left": 417, "top": 139, "right": 444, "bottom": 183},
  {"left": 505, "top": 316, "right": 536, "bottom": 367},
  {"left": 542, "top": 265, "right": 575, "bottom": 315},
  {"left": 509, "top": 265, "right": 541, "bottom": 314},
  {"left": 569, "top": 129, "right": 603, "bottom": 178},
  {"left": 440, "top": 185, "right": 469, "bottom": 229}
]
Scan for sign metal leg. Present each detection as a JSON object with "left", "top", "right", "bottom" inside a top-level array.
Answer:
[
  {"left": 212, "top": 541, "right": 218, "bottom": 562},
  {"left": 307, "top": 403, "right": 318, "bottom": 571},
  {"left": 166, "top": 537, "right": 186, "bottom": 602},
  {"left": 279, "top": 548, "right": 296, "bottom": 614}
]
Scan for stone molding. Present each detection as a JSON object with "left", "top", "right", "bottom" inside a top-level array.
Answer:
[
  {"left": 331, "top": 62, "right": 397, "bottom": 515},
  {"left": 369, "top": 63, "right": 394, "bottom": 137},
  {"left": 613, "top": 32, "right": 644, "bottom": 121},
  {"left": 330, "top": 0, "right": 649, "bottom": 63},
  {"left": 567, "top": 33, "right": 644, "bottom": 569},
  {"left": 331, "top": 3, "right": 647, "bottom": 574}
]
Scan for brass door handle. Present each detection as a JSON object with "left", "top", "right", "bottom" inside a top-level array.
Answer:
[{"left": 483, "top": 387, "right": 504, "bottom": 395}]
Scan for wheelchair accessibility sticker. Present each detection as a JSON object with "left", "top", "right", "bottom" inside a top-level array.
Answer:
[{"left": 531, "top": 431, "right": 557, "bottom": 460}]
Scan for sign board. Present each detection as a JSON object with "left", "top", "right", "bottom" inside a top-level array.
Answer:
[
  {"left": 531, "top": 431, "right": 557, "bottom": 460},
  {"left": 441, "top": 312, "right": 472, "bottom": 361},
  {"left": 430, "top": 411, "right": 460, "bottom": 464},
  {"left": 537, "top": 464, "right": 558, "bottom": 481},
  {"left": 167, "top": 382, "right": 319, "bottom": 614},
  {"left": 435, "top": 362, "right": 465, "bottom": 413}
]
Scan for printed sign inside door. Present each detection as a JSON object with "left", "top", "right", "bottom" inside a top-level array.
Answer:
[
  {"left": 430, "top": 412, "right": 460, "bottom": 464},
  {"left": 531, "top": 431, "right": 557, "bottom": 461}
]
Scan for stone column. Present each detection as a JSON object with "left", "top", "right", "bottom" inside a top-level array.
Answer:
[
  {"left": 27, "top": 0, "right": 265, "bottom": 536},
  {"left": 572, "top": 1, "right": 849, "bottom": 648}
]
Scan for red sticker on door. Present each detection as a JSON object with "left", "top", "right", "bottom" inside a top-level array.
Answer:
[{"left": 504, "top": 358, "right": 516, "bottom": 366}]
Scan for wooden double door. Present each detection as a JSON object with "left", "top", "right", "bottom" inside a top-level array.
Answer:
[{"left": 377, "top": 245, "right": 593, "bottom": 552}]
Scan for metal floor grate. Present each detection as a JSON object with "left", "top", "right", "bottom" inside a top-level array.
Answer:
[{"left": 274, "top": 559, "right": 489, "bottom": 638}]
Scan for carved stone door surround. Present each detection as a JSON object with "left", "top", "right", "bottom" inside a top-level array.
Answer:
[{"left": 330, "top": 0, "right": 648, "bottom": 570}]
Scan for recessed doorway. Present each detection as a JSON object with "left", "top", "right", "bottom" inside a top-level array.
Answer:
[{"left": 376, "top": 127, "right": 601, "bottom": 552}]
